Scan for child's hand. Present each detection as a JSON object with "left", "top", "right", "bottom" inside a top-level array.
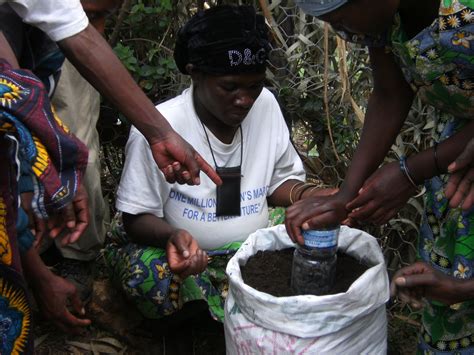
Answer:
[{"left": 166, "top": 230, "right": 207, "bottom": 279}]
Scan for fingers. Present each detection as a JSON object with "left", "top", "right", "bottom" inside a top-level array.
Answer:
[
  {"left": 348, "top": 201, "right": 379, "bottom": 222},
  {"left": 48, "top": 204, "right": 75, "bottom": 239},
  {"left": 69, "top": 287, "right": 87, "bottom": 317},
  {"left": 33, "top": 218, "right": 46, "bottom": 249},
  {"left": 461, "top": 184, "right": 474, "bottom": 210},
  {"left": 301, "top": 211, "right": 343, "bottom": 231},
  {"left": 161, "top": 162, "right": 193, "bottom": 185},
  {"left": 445, "top": 171, "right": 463, "bottom": 200},
  {"left": 179, "top": 249, "right": 208, "bottom": 279},
  {"left": 62, "top": 191, "right": 89, "bottom": 245},
  {"left": 448, "top": 138, "right": 474, "bottom": 173},
  {"left": 390, "top": 263, "right": 430, "bottom": 309},
  {"left": 171, "top": 233, "right": 193, "bottom": 258},
  {"left": 346, "top": 187, "right": 372, "bottom": 212},
  {"left": 284, "top": 219, "right": 304, "bottom": 245},
  {"left": 53, "top": 284, "right": 91, "bottom": 334},
  {"left": 57, "top": 308, "right": 91, "bottom": 333},
  {"left": 194, "top": 153, "right": 222, "bottom": 186},
  {"left": 447, "top": 169, "right": 474, "bottom": 210}
]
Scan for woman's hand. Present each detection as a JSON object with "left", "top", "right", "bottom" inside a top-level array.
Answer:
[
  {"left": 166, "top": 230, "right": 207, "bottom": 279},
  {"left": 445, "top": 138, "right": 474, "bottom": 211},
  {"left": 390, "top": 261, "right": 465, "bottom": 308},
  {"left": 47, "top": 184, "right": 89, "bottom": 246},
  {"left": 285, "top": 192, "right": 349, "bottom": 245},
  {"left": 32, "top": 272, "right": 91, "bottom": 333},
  {"left": 347, "top": 161, "right": 417, "bottom": 225}
]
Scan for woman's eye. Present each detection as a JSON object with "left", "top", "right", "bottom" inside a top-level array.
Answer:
[{"left": 221, "top": 85, "right": 237, "bottom": 92}]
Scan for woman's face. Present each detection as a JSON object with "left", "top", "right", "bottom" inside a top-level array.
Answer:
[
  {"left": 319, "top": 0, "right": 399, "bottom": 35},
  {"left": 193, "top": 71, "right": 266, "bottom": 128}
]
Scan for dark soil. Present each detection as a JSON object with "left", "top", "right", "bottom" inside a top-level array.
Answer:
[{"left": 241, "top": 248, "right": 370, "bottom": 297}]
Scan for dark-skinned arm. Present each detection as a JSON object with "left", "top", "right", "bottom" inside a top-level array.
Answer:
[
  {"left": 339, "top": 47, "right": 415, "bottom": 200},
  {"left": 285, "top": 47, "right": 414, "bottom": 244},
  {"left": 407, "top": 121, "right": 474, "bottom": 183},
  {"left": 348, "top": 120, "right": 474, "bottom": 224},
  {"left": 0, "top": 32, "right": 19, "bottom": 68},
  {"left": 122, "top": 212, "right": 177, "bottom": 248},
  {"left": 58, "top": 24, "right": 221, "bottom": 186},
  {"left": 122, "top": 212, "right": 207, "bottom": 278},
  {"left": 267, "top": 179, "right": 337, "bottom": 207}
]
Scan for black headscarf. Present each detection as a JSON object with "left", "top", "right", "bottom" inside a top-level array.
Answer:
[{"left": 174, "top": 5, "right": 270, "bottom": 75}]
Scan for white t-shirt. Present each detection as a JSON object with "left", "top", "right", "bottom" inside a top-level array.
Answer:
[
  {"left": 1, "top": 0, "right": 88, "bottom": 42},
  {"left": 116, "top": 87, "right": 305, "bottom": 250}
]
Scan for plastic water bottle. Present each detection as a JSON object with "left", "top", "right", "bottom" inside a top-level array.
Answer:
[{"left": 291, "top": 226, "right": 340, "bottom": 295}]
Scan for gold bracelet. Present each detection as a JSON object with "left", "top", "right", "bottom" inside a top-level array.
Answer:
[
  {"left": 297, "top": 183, "right": 318, "bottom": 200},
  {"left": 293, "top": 183, "right": 310, "bottom": 202},
  {"left": 289, "top": 181, "right": 305, "bottom": 204}
]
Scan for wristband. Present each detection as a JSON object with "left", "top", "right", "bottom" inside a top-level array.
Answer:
[{"left": 399, "top": 156, "right": 421, "bottom": 191}]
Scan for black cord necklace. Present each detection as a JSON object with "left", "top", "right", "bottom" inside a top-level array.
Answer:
[{"left": 200, "top": 121, "right": 243, "bottom": 217}]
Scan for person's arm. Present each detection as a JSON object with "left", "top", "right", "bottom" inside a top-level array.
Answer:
[
  {"left": 21, "top": 247, "right": 91, "bottom": 333},
  {"left": 122, "top": 212, "right": 207, "bottom": 278},
  {"left": 267, "top": 179, "right": 337, "bottom": 207},
  {"left": 347, "top": 120, "right": 474, "bottom": 224},
  {"left": 285, "top": 47, "right": 414, "bottom": 243},
  {"left": 122, "top": 212, "right": 177, "bottom": 248},
  {"left": 58, "top": 24, "right": 221, "bottom": 186},
  {"left": 405, "top": 122, "right": 474, "bottom": 183},
  {"left": 338, "top": 47, "right": 415, "bottom": 200},
  {"left": 0, "top": 32, "right": 19, "bottom": 68}
]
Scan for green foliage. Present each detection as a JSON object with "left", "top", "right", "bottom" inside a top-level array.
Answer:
[{"left": 107, "top": 0, "right": 182, "bottom": 102}]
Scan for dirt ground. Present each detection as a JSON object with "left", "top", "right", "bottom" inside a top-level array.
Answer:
[{"left": 33, "top": 252, "right": 418, "bottom": 355}]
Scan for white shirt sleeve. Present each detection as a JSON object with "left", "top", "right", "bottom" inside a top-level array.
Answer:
[
  {"left": 6, "top": 0, "right": 88, "bottom": 42},
  {"left": 115, "top": 128, "right": 170, "bottom": 218},
  {"left": 266, "top": 95, "right": 306, "bottom": 194}
]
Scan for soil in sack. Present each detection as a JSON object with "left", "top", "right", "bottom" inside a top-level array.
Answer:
[{"left": 241, "top": 248, "right": 370, "bottom": 297}]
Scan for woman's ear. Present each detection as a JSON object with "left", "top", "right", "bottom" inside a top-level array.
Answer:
[{"left": 187, "top": 64, "right": 203, "bottom": 84}]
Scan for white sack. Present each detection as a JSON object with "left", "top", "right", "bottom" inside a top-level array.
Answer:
[{"left": 224, "top": 225, "right": 389, "bottom": 354}]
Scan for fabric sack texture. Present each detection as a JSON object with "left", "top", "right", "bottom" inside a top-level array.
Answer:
[{"left": 224, "top": 225, "right": 389, "bottom": 354}]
